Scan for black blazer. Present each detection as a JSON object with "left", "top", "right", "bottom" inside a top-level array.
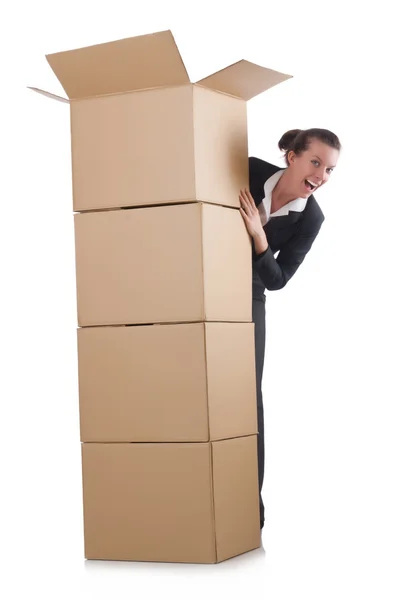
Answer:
[{"left": 249, "top": 156, "right": 325, "bottom": 297}]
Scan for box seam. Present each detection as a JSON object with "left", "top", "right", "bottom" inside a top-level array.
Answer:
[
  {"left": 203, "top": 323, "right": 211, "bottom": 442},
  {"left": 199, "top": 204, "right": 206, "bottom": 321},
  {"left": 192, "top": 85, "right": 198, "bottom": 203},
  {"left": 209, "top": 442, "right": 218, "bottom": 563}
]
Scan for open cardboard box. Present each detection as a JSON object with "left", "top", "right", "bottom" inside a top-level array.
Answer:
[{"left": 30, "top": 29, "right": 291, "bottom": 212}]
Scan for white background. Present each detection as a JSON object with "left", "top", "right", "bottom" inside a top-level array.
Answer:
[{"left": 2, "top": 1, "right": 397, "bottom": 598}]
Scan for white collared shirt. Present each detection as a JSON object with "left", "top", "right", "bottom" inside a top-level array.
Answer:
[{"left": 261, "top": 169, "right": 308, "bottom": 222}]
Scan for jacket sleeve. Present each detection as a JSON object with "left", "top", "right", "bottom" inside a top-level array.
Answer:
[{"left": 253, "top": 216, "right": 325, "bottom": 291}]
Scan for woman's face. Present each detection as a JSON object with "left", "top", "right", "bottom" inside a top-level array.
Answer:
[{"left": 287, "top": 139, "right": 339, "bottom": 198}]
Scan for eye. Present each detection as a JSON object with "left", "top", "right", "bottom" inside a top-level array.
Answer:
[
  {"left": 311, "top": 160, "right": 320, "bottom": 166},
  {"left": 326, "top": 168, "right": 334, "bottom": 174}
]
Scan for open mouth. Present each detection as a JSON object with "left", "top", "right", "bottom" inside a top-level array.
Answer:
[{"left": 304, "top": 179, "right": 317, "bottom": 192}]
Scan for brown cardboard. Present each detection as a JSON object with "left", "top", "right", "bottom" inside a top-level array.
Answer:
[
  {"left": 29, "top": 32, "right": 273, "bottom": 565},
  {"left": 81, "top": 436, "right": 260, "bottom": 563},
  {"left": 46, "top": 30, "right": 191, "bottom": 98},
  {"left": 74, "top": 202, "right": 252, "bottom": 326},
  {"left": 77, "top": 322, "right": 257, "bottom": 442},
  {"left": 70, "top": 84, "right": 247, "bottom": 212},
  {"left": 30, "top": 29, "right": 291, "bottom": 211}
]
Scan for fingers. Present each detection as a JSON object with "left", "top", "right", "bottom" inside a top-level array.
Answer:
[
  {"left": 239, "top": 188, "right": 256, "bottom": 214},
  {"left": 245, "top": 188, "right": 255, "bottom": 205},
  {"left": 239, "top": 192, "right": 249, "bottom": 213},
  {"left": 239, "top": 207, "right": 248, "bottom": 221}
]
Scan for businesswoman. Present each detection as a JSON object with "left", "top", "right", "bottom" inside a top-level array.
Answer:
[{"left": 239, "top": 128, "right": 341, "bottom": 529}]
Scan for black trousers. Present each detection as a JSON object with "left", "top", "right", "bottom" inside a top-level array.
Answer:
[{"left": 253, "top": 296, "right": 266, "bottom": 525}]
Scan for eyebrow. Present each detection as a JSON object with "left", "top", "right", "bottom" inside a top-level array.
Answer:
[{"left": 313, "top": 155, "right": 336, "bottom": 169}]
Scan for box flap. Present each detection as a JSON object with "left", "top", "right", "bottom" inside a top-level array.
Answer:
[
  {"left": 46, "top": 29, "right": 190, "bottom": 99},
  {"left": 196, "top": 59, "right": 292, "bottom": 100},
  {"left": 27, "top": 86, "right": 69, "bottom": 104}
]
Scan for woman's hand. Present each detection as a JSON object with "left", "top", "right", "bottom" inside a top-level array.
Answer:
[
  {"left": 239, "top": 188, "right": 265, "bottom": 235},
  {"left": 239, "top": 188, "right": 269, "bottom": 253}
]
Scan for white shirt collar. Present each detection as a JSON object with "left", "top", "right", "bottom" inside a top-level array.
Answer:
[{"left": 262, "top": 169, "right": 308, "bottom": 221}]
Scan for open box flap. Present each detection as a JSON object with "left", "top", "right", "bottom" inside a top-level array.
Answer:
[
  {"left": 45, "top": 29, "right": 190, "bottom": 100},
  {"left": 196, "top": 59, "right": 292, "bottom": 100}
]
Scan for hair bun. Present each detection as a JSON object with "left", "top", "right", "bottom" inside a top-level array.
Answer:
[{"left": 278, "top": 129, "right": 302, "bottom": 152}]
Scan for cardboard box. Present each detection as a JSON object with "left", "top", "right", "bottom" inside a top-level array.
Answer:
[
  {"left": 82, "top": 435, "right": 260, "bottom": 563},
  {"left": 74, "top": 202, "right": 252, "bottom": 326},
  {"left": 30, "top": 29, "right": 291, "bottom": 212},
  {"left": 77, "top": 322, "right": 257, "bottom": 442}
]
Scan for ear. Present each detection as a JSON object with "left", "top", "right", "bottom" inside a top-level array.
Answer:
[{"left": 287, "top": 150, "right": 296, "bottom": 164}]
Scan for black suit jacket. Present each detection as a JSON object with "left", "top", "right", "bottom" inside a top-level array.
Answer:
[{"left": 249, "top": 156, "right": 325, "bottom": 297}]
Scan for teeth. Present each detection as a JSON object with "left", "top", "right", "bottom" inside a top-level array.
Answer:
[{"left": 307, "top": 180, "right": 317, "bottom": 188}]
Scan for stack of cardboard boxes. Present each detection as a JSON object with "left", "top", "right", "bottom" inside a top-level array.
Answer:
[{"left": 32, "top": 30, "right": 291, "bottom": 563}]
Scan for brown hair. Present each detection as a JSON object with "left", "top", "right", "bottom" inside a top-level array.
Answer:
[{"left": 278, "top": 128, "right": 341, "bottom": 165}]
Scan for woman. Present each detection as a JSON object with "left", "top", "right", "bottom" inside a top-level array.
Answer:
[{"left": 239, "top": 128, "right": 341, "bottom": 529}]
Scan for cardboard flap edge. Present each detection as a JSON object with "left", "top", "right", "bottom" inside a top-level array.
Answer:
[{"left": 28, "top": 86, "right": 69, "bottom": 104}]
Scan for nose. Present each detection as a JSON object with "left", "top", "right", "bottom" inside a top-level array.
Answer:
[{"left": 315, "top": 168, "right": 328, "bottom": 184}]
